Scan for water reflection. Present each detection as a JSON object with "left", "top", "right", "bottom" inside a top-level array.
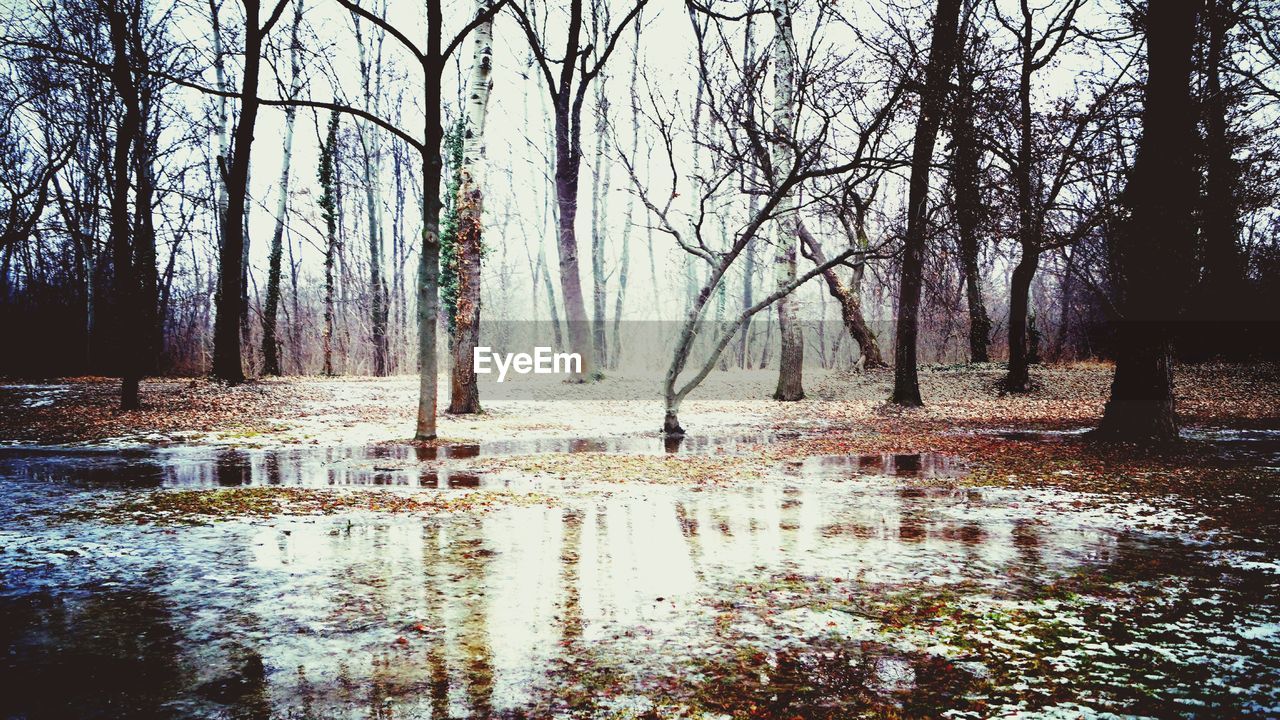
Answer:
[
  {"left": 2, "top": 445, "right": 1279, "bottom": 717},
  {"left": 0, "top": 432, "right": 784, "bottom": 490}
]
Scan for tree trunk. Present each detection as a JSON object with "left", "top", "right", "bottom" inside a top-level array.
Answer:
[
  {"left": 319, "top": 113, "right": 340, "bottom": 377},
  {"left": 590, "top": 86, "right": 610, "bottom": 370},
  {"left": 1004, "top": 246, "right": 1038, "bottom": 391},
  {"left": 213, "top": 0, "right": 277, "bottom": 383},
  {"left": 414, "top": 0, "right": 447, "bottom": 441},
  {"left": 1096, "top": 0, "right": 1199, "bottom": 441},
  {"left": 891, "top": 0, "right": 963, "bottom": 406},
  {"left": 107, "top": 5, "right": 143, "bottom": 409},
  {"left": 951, "top": 50, "right": 991, "bottom": 363},
  {"left": 133, "top": 110, "right": 160, "bottom": 375},
  {"left": 770, "top": 0, "right": 803, "bottom": 402},
  {"left": 1003, "top": 7, "right": 1040, "bottom": 392},
  {"left": 798, "top": 223, "right": 886, "bottom": 368},
  {"left": 353, "top": 9, "right": 389, "bottom": 377},
  {"left": 262, "top": 0, "right": 303, "bottom": 377},
  {"left": 611, "top": 21, "right": 640, "bottom": 369},
  {"left": 738, "top": 11, "right": 759, "bottom": 370},
  {"left": 552, "top": 125, "right": 595, "bottom": 381},
  {"left": 448, "top": 0, "right": 495, "bottom": 415}
]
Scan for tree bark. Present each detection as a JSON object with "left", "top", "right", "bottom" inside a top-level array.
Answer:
[
  {"left": 107, "top": 4, "right": 143, "bottom": 409},
  {"left": 770, "top": 0, "right": 803, "bottom": 401},
  {"left": 798, "top": 222, "right": 886, "bottom": 368},
  {"left": 1004, "top": 247, "right": 1038, "bottom": 389},
  {"left": 552, "top": 114, "right": 595, "bottom": 381},
  {"left": 213, "top": 0, "right": 283, "bottom": 383},
  {"left": 262, "top": 0, "right": 304, "bottom": 376},
  {"left": 1096, "top": 0, "right": 1199, "bottom": 441},
  {"left": 319, "top": 112, "right": 340, "bottom": 377},
  {"left": 891, "top": 0, "right": 963, "bottom": 406},
  {"left": 951, "top": 48, "right": 991, "bottom": 363},
  {"left": 448, "top": 0, "right": 495, "bottom": 415}
]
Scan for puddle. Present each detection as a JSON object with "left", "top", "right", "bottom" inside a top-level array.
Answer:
[
  {"left": 1, "top": 441, "right": 1278, "bottom": 717},
  {"left": 0, "top": 432, "right": 784, "bottom": 490},
  {"left": 793, "top": 452, "right": 960, "bottom": 479}
]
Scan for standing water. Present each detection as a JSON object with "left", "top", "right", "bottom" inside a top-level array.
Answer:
[{"left": 1, "top": 438, "right": 1278, "bottom": 718}]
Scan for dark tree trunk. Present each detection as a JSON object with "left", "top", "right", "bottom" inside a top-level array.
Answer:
[
  {"left": 134, "top": 105, "right": 161, "bottom": 374},
  {"left": 1004, "top": 247, "right": 1039, "bottom": 391},
  {"left": 107, "top": 5, "right": 143, "bottom": 409},
  {"left": 891, "top": 0, "right": 963, "bottom": 406},
  {"left": 1096, "top": 0, "right": 1199, "bottom": 441},
  {"left": 951, "top": 53, "right": 990, "bottom": 363},
  {"left": 553, "top": 109, "right": 595, "bottom": 381},
  {"left": 414, "top": 0, "right": 446, "bottom": 440},
  {"left": 1004, "top": 7, "right": 1039, "bottom": 392},
  {"left": 213, "top": 0, "right": 277, "bottom": 383},
  {"left": 1196, "top": 0, "right": 1243, "bottom": 354},
  {"left": 262, "top": 224, "right": 286, "bottom": 376}
]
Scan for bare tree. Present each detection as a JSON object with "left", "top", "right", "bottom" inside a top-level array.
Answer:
[
  {"left": 512, "top": 0, "right": 648, "bottom": 381},
  {"left": 262, "top": 0, "right": 304, "bottom": 376},
  {"left": 1096, "top": 0, "right": 1200, "bottom": 440},
  {"left": 447, "top": 0, "right": 496, "bottom": 414},
  {"left": 212, "top": 0, "right": 292, "bottom": 383},
  {"left": 891, "top": 0, "right": 962, "bottom": 407}
]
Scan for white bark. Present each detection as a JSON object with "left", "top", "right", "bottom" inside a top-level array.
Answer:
[
  {"left": 770, "top": 0, "right": 803, "bottom": 399},
  {"left": 460, "top": 0, "right": 494, "bottom": 194},
  {"left": 271, "top": 0, "right": 304, "bottom": 251}
]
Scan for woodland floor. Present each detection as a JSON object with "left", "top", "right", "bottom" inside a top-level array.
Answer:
[{"left": 1, "top": 363, "right": 1278, "bottom": 718}]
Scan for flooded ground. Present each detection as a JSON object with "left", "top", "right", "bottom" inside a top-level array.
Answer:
[{"left": 2, "top": 435, "right": 1279, "bottom": 719}]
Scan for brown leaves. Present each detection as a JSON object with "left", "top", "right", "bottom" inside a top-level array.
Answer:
[{"left": 52, "top": 486, "right": 558, "bottom": 524}]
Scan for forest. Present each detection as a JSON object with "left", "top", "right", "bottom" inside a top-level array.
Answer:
[{"left": 1, "top": 0, "right": 1279, "bottom": 717}]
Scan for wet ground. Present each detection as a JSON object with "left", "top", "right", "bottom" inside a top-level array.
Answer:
[{"left": 2, "top": 434, "right": 1279, "bottom": 719}]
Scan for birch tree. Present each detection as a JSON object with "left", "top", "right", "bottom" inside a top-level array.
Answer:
[
  {"left": 447, "top": 0, "right": 495, "bottom": 414},
  {"left": 769, "top": 0, "right": 803, "bottom": 401},
  {"left": 261, "top": 0, "right": 304, "bottom": 376}
]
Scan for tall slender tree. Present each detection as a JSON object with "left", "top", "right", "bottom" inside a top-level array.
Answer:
[
  {"left": 770, "top": 0, "right": 803, "bottom": 401},
  {"left": 512, "top": 0, "right": 648, "bottom": 382},
  {"left": 262, "top": 0, "right": 304, "bottom": 376},
  {"left": 212, "top": 0, "right": 292, "bottom": 383},
  {"left": 891, "top": 0, "right": 963, "bottom": 406},
  {"left": 106, "top": 0, "right": 144, "bottom": 408},
  {"left": 999, "top": 0, "right": 1083, "bottom": 392},
  {"left": 448, "top": 0, "right": 496, "bottom": 414}
]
